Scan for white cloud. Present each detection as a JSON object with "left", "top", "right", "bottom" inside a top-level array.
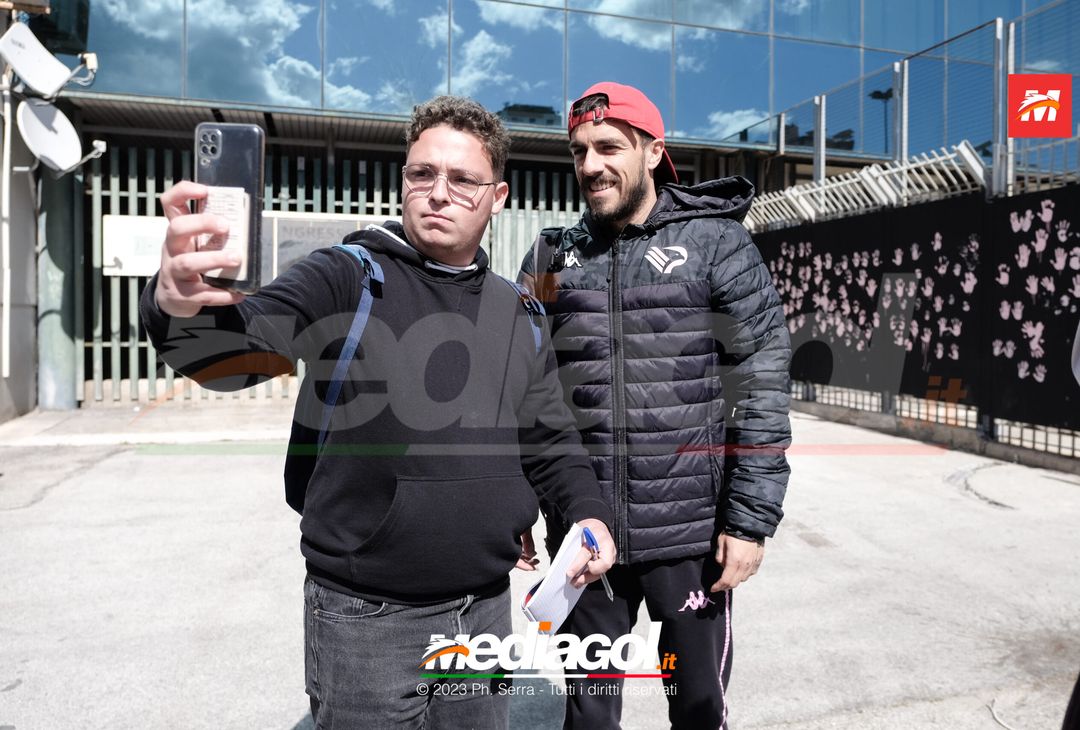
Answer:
[
  {"left": 697, "top": 108, "right": 770, "bottom": 139},
  {"left": 328, "top": 56, "right": 368, "bottom": 80},
  {"left": 375, "top": 81, "right": 418, "bottom": 114},
  {"left": 449, "top": 30, "right": 514, "bottom": 97},
  {"left": 364, "top": 0, "right": 395, "bottom": 12},
  {"left": 677, "top": 54, "right": 705, "bottom": 73},
  {"left": 419, "top": 11, "right": 462, "bottom": 49},
  {"left": 1026, "top": 58, "right": 1064, "bottom": 72},
  {"left": 671, "top": 0, "right": 766, "bottom": 32},
  {"left": 476, "top": 1, "right": 563, "bottom": 32},
  {"left": 778, "top": 0, "right": 810, "bottom": 15}
]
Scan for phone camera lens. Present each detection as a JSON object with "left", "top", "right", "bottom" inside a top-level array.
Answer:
[{"left": 209, "top": 145, "right": 218, "bottom": 155}]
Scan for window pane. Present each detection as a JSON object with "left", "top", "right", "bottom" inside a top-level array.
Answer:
[
  {"left": 864, "top": 50, "right": 905, "bottom": 76},
  {"left": 567, "top": 12, "right": 671, "bottom": 128},
  {"left": 84, "top": 1, "right": 182, "bottom": 96},
  {"left": 187, "top": 0, "right": 322, "bottom": 107},
  {"left": 673, "top": 0, "right": 768, "bottom": 33},
  {"left": 325, "top": 0, "right": 449, "bottom": 115},
  {"left": 864, "top": 0, "right": 944, "bottom": 52},
  {"left": 451, "top": 1, "right": 564, "bottom": 127},
  {"left": 673, "top": 28, "right": 768, "bottom": 142},
  {"left": 774, "top": 0, "right": 859, "bottom": 45},
  {"left": 567, "top": 0, "right": 671, "bottom": 21},
  {"left": 947, "top": 0, "right": 1020, "bottom": 36},
  {"left": 774, "top": 38, "right": 859, "bottom": 113}
]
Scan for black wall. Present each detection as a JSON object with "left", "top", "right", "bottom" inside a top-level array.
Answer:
[{"left": 754, "top": 185, "right": 1080, "bottom": 430}]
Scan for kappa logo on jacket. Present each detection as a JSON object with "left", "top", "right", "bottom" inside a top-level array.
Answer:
[{"left": 644, "top": 245, "right": 688, "bottom": 274}]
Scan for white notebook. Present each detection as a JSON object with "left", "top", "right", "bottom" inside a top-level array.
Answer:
[{"left": 520, "top": 523, "right": 586, "bottom": 634}]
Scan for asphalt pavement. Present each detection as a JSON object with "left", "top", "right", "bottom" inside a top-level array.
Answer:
[{"left": 1, "top": 401, "right": 1077, "bottom": 729}]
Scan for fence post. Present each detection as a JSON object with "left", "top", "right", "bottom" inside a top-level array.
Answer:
[
  {"left": 991, "top": 18, "right": 1007, "bottom": 197},
  {"left": 813, "top": 95, "right": 826, "bottom": 185}
]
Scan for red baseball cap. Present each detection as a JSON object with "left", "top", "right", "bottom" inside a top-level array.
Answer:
[{"left": 567, "top": 81, "right": 678, "bottom": 186}]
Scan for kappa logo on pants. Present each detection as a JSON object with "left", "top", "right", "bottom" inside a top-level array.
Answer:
[
  {"left": 644, "top": 246, "right": 688, "bottom": 274},
  {"left": 677, "top": 590, "right": 716, "bottom": 612}
]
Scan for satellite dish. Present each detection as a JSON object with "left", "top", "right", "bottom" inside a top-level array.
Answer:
[
  {"left": 16, "top": 99, "right": 82, "bottom": 172},
  {"left": 0, "top": 22, "right": 73, "bottom": 98}
]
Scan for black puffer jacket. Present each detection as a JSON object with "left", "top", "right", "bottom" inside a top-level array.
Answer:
[{"left": 519, "top": 176, "right": 791, "bottom": 564}]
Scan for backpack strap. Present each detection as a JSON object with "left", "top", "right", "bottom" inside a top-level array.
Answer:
[
  {"left": 497, "top": 275, "right": 546, "bottom": 354},
  {"left": 317, "top": 244, "right": 384, "bottom": 449}
]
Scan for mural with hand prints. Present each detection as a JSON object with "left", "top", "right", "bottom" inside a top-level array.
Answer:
[{"left": 752, "top": 186, "right": 1080, "bottom": 430}]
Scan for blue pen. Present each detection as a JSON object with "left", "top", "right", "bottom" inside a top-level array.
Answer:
[{"left": 582, "top": 526, "right": 615, "bottom": 602}]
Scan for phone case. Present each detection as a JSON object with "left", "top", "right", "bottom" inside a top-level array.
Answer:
[{"left": 194, "top": 122, "right": 265, "bottom": 294}]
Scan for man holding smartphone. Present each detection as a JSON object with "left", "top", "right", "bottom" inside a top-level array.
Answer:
[
  {"left": 140, "top": 96, "right": 615, "bottom": 729},
  {"left": 518, "top": 82, "right": 792, "bottom": 729}
]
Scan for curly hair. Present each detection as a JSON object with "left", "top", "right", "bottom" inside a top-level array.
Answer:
[{"left": 406, "top": 96, "right": 511, "bottom": 182}]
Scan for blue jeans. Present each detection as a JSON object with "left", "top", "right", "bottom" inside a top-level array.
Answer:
[{"left": 304, "top": 577, "right": 511, "bottom": 729}]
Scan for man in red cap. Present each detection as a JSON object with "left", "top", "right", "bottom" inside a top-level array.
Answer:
[{"left": 519, "top": 81, "right": 792, "bottom": 729}]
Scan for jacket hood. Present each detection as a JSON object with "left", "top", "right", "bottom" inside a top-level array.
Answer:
[
  {"left": 648, "top": 175, "right": 755, "bottom": 228},
  {"left": 341, "top": 220, "right": 490, "bottom": 275}
]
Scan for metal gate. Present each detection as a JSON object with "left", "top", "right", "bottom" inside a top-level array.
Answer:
[{"left": 77, "top": 143, "right": 587, "bottom": 406}]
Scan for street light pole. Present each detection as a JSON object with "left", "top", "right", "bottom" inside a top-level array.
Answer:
[{"left": 869, "top": 88, "right": 894, "bottom": 156}]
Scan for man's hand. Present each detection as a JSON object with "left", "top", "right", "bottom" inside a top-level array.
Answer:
[
  {"left": 566, "top": 518, "right": 616, "bottom": 588},
  {"left": 710, "top": 533, "right": 765, "bottom": 593},
  {"left": 155, "top": 181, "right": 248, "bottom": 318},
  {"left": 515, "top": 528, "right": 539, "bottom": 571}
]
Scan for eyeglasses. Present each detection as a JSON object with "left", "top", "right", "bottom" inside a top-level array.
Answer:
[{"left": 402, "top": 163, "right": 497, "bottom": 203}]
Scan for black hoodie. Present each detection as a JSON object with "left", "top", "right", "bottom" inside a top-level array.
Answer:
[{"left": 140, "top": 221, "right": 612, "bottom": 603}]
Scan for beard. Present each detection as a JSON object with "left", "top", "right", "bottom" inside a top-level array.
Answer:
[{"left": 585, "top": 160, "right": 650, "bottom": 235}]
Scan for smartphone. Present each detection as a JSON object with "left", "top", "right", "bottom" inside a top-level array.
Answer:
[{"left": 194, "top": 122, "right": 265, "bottom": 294}]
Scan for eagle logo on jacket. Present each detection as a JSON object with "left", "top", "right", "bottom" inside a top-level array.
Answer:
[{"left": 644, "top": 245, "right": 688, "bottom": 274}]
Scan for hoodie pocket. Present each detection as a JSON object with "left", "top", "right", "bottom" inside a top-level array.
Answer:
[{"left": 349, "top": 473, "right": 539, "bottom": 595}]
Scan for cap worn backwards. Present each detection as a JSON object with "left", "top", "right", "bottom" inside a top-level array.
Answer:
[{"left": 567, "top": 81, "right": 678, "bottom": 186}]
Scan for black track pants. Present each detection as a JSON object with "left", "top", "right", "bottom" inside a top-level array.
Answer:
[{"left": 561, "top": 554, "right": 733, "bottom": 730}]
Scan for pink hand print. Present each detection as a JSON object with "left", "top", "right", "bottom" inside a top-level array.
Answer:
[
  {"left": 995, "top": 264, "right": 1009, "bottom": 286},
  {"left": 1017, "top": 361, "right": 1030, "bottom": 379},
  {"left": 893, "top": 248, "right": 904, "bottom": 266},
  {"left": 1025, "top": 275, "right": 1039, "bottom": 298},
  {"left": 1039, "top": 198, "right": 1054, "bottom": 225},
  {"left": 1052, "top": 247, "right": 1068, "bottom": 271},
  {"left": 1033, "top": 229, "right": 1049, "bottom": 258},
  {"left": 1057, "top": 219, "right": 1071, "bottom": 243},
  {"left": 1011, "top": 300, "right": 1024, "bottom": 320},
  {"left": 1071, "top": 274, "right": 1080, "bottom": 298},
  {"left": 910, "top": 242, "right": 921, "bottom": 261},
  {"left": 1015, "top": 243, "right": 1030, "bottom": 269},
  {"left": 1033, "top": 364, "right": 1047, "bottom": 383},
  {"left": 961, "top": 272, "right": 977, "bottom": 294},
  {"left": 1041, "top": 276, "right": 1055, "bottom": 294}
]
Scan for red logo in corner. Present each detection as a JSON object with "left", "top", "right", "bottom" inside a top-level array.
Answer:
[{"left": 1008, "top": 74, "right": 1072, "bottom": 138}]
